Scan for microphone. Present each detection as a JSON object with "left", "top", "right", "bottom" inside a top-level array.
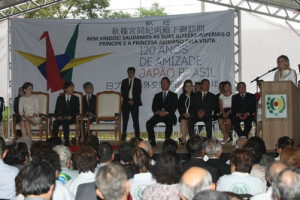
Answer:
[{"left": 270, "top": 66, "right": 278, "bottom": 72}]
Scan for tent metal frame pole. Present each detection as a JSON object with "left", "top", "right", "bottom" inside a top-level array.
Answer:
[{"left": 7, "top": 18, "right": 13, "bottom": 139}]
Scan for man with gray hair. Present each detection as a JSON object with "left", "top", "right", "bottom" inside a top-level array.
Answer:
[
  {"left": 179, "top": 167, "right": 215, "bottom": 200},
  {"left": 235, "top": 136, "right": 247, "bottom": 148},
  {"left": 272, "top": 167, "right": 300, "bottom": 200},
  {"left": 96, "top": 163, "right": 130, "bottom": 200},
  {"left": 252, "top": 161, "right": 288, "bottom": 200},
  {"left": 138, "top": 140, "right": 155, "bottom": 166},
  {"left": 205, "top": 138, "right": 230, "bottom": 176},
  {"left": 53, "top": 145, "right": 78, "bottom": 184}
]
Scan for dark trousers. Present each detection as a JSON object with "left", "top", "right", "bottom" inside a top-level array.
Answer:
[
  {"left": 232, "top": 115, "right": 253, "bottom": 138},
  {"left": 146, "top": 114, "right": 173, "bottom": 142},
  {"left": 122, "top": 104, "right": 140, "bottom": 138},
  {"left": 188, "top": 117, "right": 213, "bottom": 138},
  {"left": 52, "top": 118, "right": 76, "bottom": 144}
]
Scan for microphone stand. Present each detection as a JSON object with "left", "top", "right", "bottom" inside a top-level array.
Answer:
[{"left": 250, "top": 68, "right": 277, "bottom": 92}]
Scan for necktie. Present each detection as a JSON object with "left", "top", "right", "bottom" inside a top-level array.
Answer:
[
  {"left": 202, "top": 92, "right": 206, "bottom": 101},
  {"left": 88, "top": 95, "right": 91, "bottom": 106},
  {"left": 129, "top": 79, "right": 132, "bottom": 89},
  {"left": 241, "top": 94, "right": 245, "bottom": 100},
  {"left": 163, "top": 92, "right": 166, "bottom": 103},
  {"left": 67, "top": 96, "right": 70, "bottom": 108}
]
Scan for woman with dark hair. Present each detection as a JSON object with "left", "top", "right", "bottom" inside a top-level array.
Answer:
[
  {"left": 19, "top": 82, "right": 39, "bottom": 140},
  {"left": 274, "top": 55, "right": 297, "bottom": 85},
  {"left": 14, "top": 87, "right": 25, "bottom": 138},
  {"left": 142, "top": 152, "right": 183, "bottom": 200},
  {"left": 243, "top": 137, "right": 274, "bottom": 179},
  {"left": 178, "top": 80, "right": 193, "bottom": 145},
  {"left": 4, "top": 142, "right": 29, "bottom": 169},
  {"left": 216, "top": 148, "right": 266, "bottom": 196},
  {"left": 218, "top": 81, "right": 233, "bottom": 143}
]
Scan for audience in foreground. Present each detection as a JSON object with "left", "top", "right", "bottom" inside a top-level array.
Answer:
[
  {"left": 216, "top": 148, "right": 266, "bottom": 195},
  {"left": 95, "top": 163, "right": 130, "bottom": 200},
  {"left": 142, "top": 152, "right": 183, "bottom": 200},
  {"left": 179, "top": 167, "right": 215, "bottom": 200}
]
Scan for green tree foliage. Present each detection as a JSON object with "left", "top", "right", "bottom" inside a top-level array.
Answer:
[
  {"left": 137, "top": 3, "right": 167, "bottom": 17},
  {"left": 25, "top": 0, "right": 110, "bottom": 19},
  {"left": 103, "top": 10, "right": 132, "bottom": 19}
]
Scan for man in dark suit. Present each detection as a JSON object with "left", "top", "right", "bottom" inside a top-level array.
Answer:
[
  {"left": 121, "top": 67, "right": 142, "bottom": 141},
  {"left": 188, "top": 79, "right": 216, "bottom": 139},
  {"left": 82, "top": 82, "right": 96, "bottom": 142},
  {"left": 183, "top": 135, "right": 219, "bottom": 183},
  {"left": 52, "top": 82, "right": 79, "bottom": 146},
  {"left": 76, "top": 182, "right": 100, "bottom": 200},
  {"left": 205, "top": 138, "right": 230, "bottom": 176},
  {"left": 146, "top": 77, "right": 178, "bottom": 146},
  {"left": 231, "top": 82, "right": 256, "bottom": 138}
]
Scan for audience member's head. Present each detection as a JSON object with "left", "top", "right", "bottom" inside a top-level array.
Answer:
[
  {"left": 243, "top": 136, "right": 266, "bottom": 165},
  {"left": 118, "top": 142, "right": 133, "bottom": 164},
  {"left": 33, "top": 149, "right": 61, "bottom": 177},
  {"left": 95, "top": 163, "right": 129, "bottom": 200},
  {"left": 98, "top": 142, "right": 114, "bottom": 163},
  {"left": 224, "top": 192, "right": 242, "bottom": 200},
  {"left": 272, "top": 167, "right": 300, "bottom": 200},
  {"left": 53, "top": 145, "right": 72, "bottom": 168},
  {"left": 186, "top": 135, "right": 205, "bottom": 157},
  {"left": 0, "top": 136, "right": 7, "bottom": 159},
  {"left": 4, "top": 142, "right": 29, "bottom": 167},
  {"left": 193, "top": 190, "right": 229, "bottom": 200},
  {"left": 276, "top": 136, "right": 294, "bottom": 154},
  {"left": 205, "top": 138, "right": 223, "bottom": 158},
  {"left": 266, "top": 161, "right": 288, "bottom": 185},
  {"left": 280, "top": 146, "right": 299, "bottom": 163},
  {"left": 22, "top": 160, "right": 56, "bottom": 200},
  {"left": 287, "top": 149, "right": 300, "bottom": 169},
  {"left": 16, "top": 137, "right": 32, "bottom": 150},
  {"left": 83, "top": 135, "right": 99, "bottom": 153},
  {"left": 153, "top": 152, "right": 183, "bottom": 185},
  {"left": 235, "top": 136, "right": 247, "bottom": 149},
  {"left": 46, "top": 137, "right": 62, "bottom": 149},
  {"left": 230, "top": 148, "right": 253, "bottom": 173},
  {"left": 130, "top": 148, "right": 150, "bottom": 174},
  {"left": 30, "top": 141, "right": 48, "bottom": 157},
  {"left": 179, "top": 167, "right": 215, "bottom": 200},
  {"left": 75, "top": 146, "right": 97, "bottom": 173},
  {"left": 162, "top": 138, "right": 178, "bottom": 154},
  {"left": 138, "top": 140, "right": 153, "bottom": 158},
  {"left": 129, "top": 137, "right": 143, "bottom": 148}
]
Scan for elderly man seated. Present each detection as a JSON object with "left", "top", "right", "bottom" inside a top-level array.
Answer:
[{"left": 216, "top": 148, "right": 266, "bottom": 196}]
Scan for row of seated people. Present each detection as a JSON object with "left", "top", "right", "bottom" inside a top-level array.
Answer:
[
  {"left": 13, "top": 75, "right": 256, "bottom": 147},
  {"left": 1, "top": 134, "right": 299, "bottom": 200}
]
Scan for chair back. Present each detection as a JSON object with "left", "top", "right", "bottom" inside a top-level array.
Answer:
[
  {"left": 96, "top": 91, "right": 121, "bottom": 119},
  {"left": 33, "top": 92, "right": 49, "bottom": 115},
  {"left": 59, "top": 91, "right": 84, "bottom": 114}
]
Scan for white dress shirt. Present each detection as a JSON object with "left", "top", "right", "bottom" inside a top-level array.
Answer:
[
  {"left": 251, "top": 186, "right": 273, "bottom": 200},
  {"left": 216, "top": 172, "right": 266, "bottom": 196},
  {"left": 66, "top": 171, "right": 95, "bottom": 196},
  {"left": 52, "top": 180, "right": 74, "bottom": 200},
  {"left": 129, "top": 78, "right": 134, "bottom": 99},
  {"left": 0, "top": 159, "right": 19, "bottom": 199},
  {"left": 129, "top": 172, "right": 157, "bottom": 200},
  {"left": 274, "top": 69, "right": 297, "bottom": 85}
]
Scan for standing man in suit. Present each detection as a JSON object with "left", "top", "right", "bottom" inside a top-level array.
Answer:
[
  {"left": 231, "top": 82, "right": 256, "bottom": 138},
  {"left": 121, "top": 67, "right": 142, "bottom": 141},
  {"left": 188, "top": 79, "right": 215, "bottom": 139},
  {"left": 146, "top": 77, "right": 178, "bottom": 146},
  {"left": 53, "top": 82, "right": 80, "bottom": 146},
  {"left": 82, "top": 82, "right": 96, "bottom": 142}
]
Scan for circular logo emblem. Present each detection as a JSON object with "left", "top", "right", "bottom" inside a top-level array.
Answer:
[
  {"left": 266, "top": 96, "right": 286, "bottom": 116},
  {"left": 230, "top": 183, "right": 251, "bottom": 194}
]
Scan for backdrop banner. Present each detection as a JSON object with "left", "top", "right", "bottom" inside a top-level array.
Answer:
[{"left": 11, "top": 10, "right": 234, "bottom": 132}]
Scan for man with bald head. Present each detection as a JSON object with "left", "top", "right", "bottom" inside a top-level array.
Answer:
[
  {"left": 252, "top": 161, "right": 288, "bottom": 200},
  {"left": 138, "top": 141, "right": 155, "bottom": 166},
  {"left": 272, "top": 167, "right": 300, "bottom": 200},
  {"left": 179, "top": 167, "right": 215, "bottom": 200}
]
